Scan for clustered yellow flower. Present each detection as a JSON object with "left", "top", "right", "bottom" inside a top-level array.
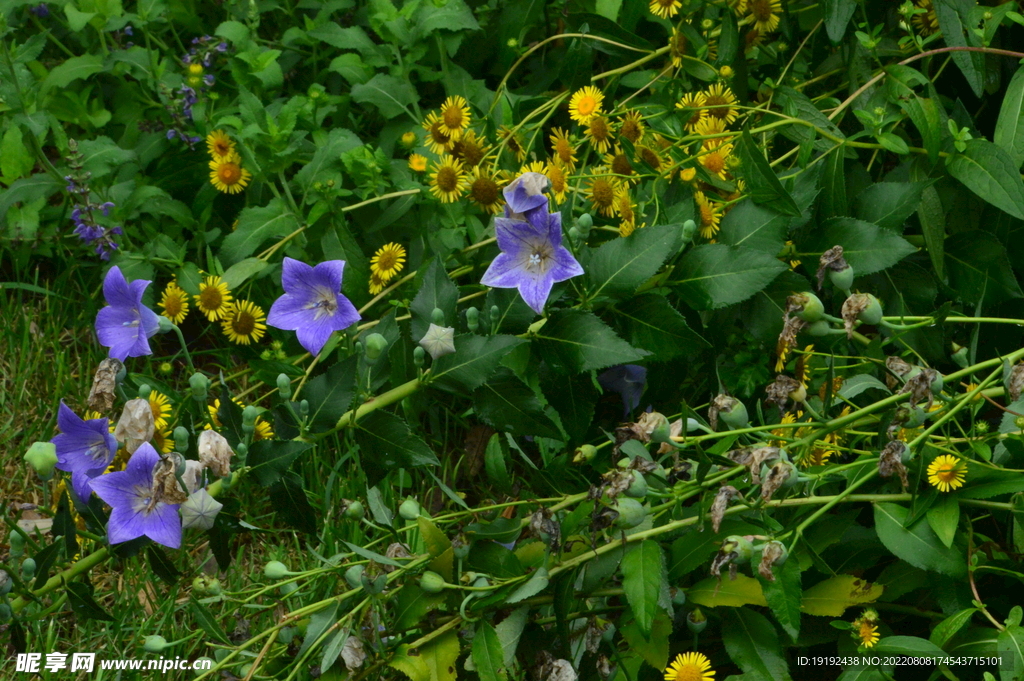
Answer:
[
  {"left": 369, "top": 243, "right": 407, "bottom": 295},
  {"left": 206, "top": 130, "right": 252, "bottom": 194}
]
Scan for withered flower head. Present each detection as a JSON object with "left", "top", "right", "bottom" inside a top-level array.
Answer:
[
  {"left": 816, "top": 245, "right": 849, "bottom": 290},
  {"left": 197, "top": 429, "right": 234, "bottom": 478},
  {"left": 761, "top": 460, "right": 795, "bottom": 501},
  {"left": 709, "top": 394, "right": 741, "bottom": 431},
  {"left": 901, "top": 368, "right": 938, "bottom": 410},
  {"left": 766, "top": 375, "right": 804, "bottom": 414},
  {"left": 841, "top": 293, "right": 877, "bottom": 339},
  {"left": 113, "top": 398, "right": 155, "bottom": 454},
  {"left": 529, "top": 508, "right": 562, "bottom": 552},
  {"left": 87, "top": 358, "right": 124, "bottom": 412},
  {"left": 758, "top": 540, "right": 788, "bottom": 581},
  {"left": 885, "top": 356, "right": 914, "bottom": 389},
  {"left": 151, "top": 452, "right": 189, "bottom": 505},
  {"left": 1008, "top": 362, "right": 1024, "bottom": 402},
  {"left": 878, "top": 440, "right": 909, "bottom": 489},
  {"left": 709, "top": 485, "right": 740, "bottom": 533},
  {"left": 728, "top": 446, "right": 781, "bottom": 484}
]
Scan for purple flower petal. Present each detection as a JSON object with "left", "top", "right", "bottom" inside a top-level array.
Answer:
[
  {"left": 91, "top": 443, "right": 181, "bottom": 549},
  {"left": 267, "top": 258, "right": 360, "bottom": 356},
  {"left": 52, "top": 402, "right": 116, "bottom": 500},
  {"left": 95, "top": 266, "right": 159, "bottom": 361}
]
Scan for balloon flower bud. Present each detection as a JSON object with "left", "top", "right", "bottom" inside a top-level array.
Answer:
[
  {"left": 9, "top": 530, "right": 24, "bottom": 558},
  {"left": 793, "top": 293, "right": 824, "bottom": 323},
  {"left": 490, "top": 305, "right": 500, "bottom": 324},
  {"left": 364, "top": 333, "right": 388, "bottom": 363},
  {"left": 264, "top": 561, "right": 291, "bottom": 580},
  {"left": 577, "top": 213, "right": 593, "bottom": 234},
  {"left": 686, "top": 608, "right": 708, "bottom": 633},
  {"left": 0, "top": 569, "right": 11, "bottom": 595},
  {"left": 681, "top": 219, "right": 697, "bottom": 243},
  {"left": 413, "top": 345, "right": 426, "bottom": 367},
  {"left": 829, "top": 263, "right": 855, "bottom": 291},
  {"left": 277, "top": 374, "right": 292, "bottom": 399},
  {"left": 419, "top": 571, "right": 446, "bottom": 593},
  {"left": 21, "top": 557, "right": 36, "bottom": 580},
  {"left": 431, "top": 307, "right": 445, "bottom": 326},
  {"left": 466, "top": 306, "right": 480, "bottom": 332},
  {"left": 568, "top": 226, "right": 580, "bottom": 242},
  {"left": 242, "top": 405, "right": 259, "bottom": 434},
  {"left": 174, "top": 426, "right": 189, "bottom": 453},
  {"left": 344, "top": 500, "right": 365, "bottom": 520},
  {"left": 807, "top": 320, "right": 832, "bottom": 336},
  {"left": 189, "top": 372, "right": 210, "bottom": 401},
  {"left": 143, "top": 635, "right": 169, "bottom": 653},
  {"left": 138, "top": 383, "right": 152, "bottom": 400},
  {"left": 24, "top": 442, "right": 58, "bottom": 480},
  {"left": 399, "top": 498, "right": 421, "bottom": 520},
  {"left": 573, "top": 444, "right": 597, "bottom": 464},
  {"left": 157, "top": 316, "right": 175, "bottom": 334}
]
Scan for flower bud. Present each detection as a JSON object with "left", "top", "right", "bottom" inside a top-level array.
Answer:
[
  {"left": 807, "top": 320, "right": 832, "bottom": 336},
  {"left": 671, "top": 587, "right": 687, "bottom": 606},
  {"left": 624, "top": 470, "right": 648, "bottom": 499},
  {"left": 466, "top": 307, "right": 480, "bottom": 332},
  {"left": 364, "top": 333, "right": 388, "bottom": 362},
  {"left": 573, "top": 444, "right": 597, "bottom": 463},
  {"left": 0, "top": 604, "right": 10, "bottom": 621},
  {"left": 174, "top": 426, "right": 189, "bottom": 453},
  {"left": 419, "top": 570, "right": 446, "bottom": 593},
  {"left": 9, "top": 530, "right": 24, "bottom": 558},
  {"left": 431, "top": 307, "right": 445, "bottom": 326},
  {"left": 792, "top": 293, "right": 824, "bottom": 323},
  {"left": 345, "top": 564, "right": 365, "bottom": 589},
  {"left": 577, "top": 213, "right": 593, "bottom": 234},
  {"left": 686, "top": 608, "right": 708, "bottom": 633},
  {"left": 490, "top": 305, "right": 500, "bottom": 324},
  {"left": 413, "top": 346, "right": 426, "bottom": 367},
  {"left": 159, "top": 361, "right": 173, "bottom": 375},
  {"left": 157, "top": 316, "right": 175, "bottom": 333},
  {"left": 976, "top": 421, "right": 990, "bottom": 434},
  {"left": 568, "top": 226, "right": 580, "bottom": 242},
  {"left": 829, "top": 264, "right": 855, "bottom": 291},
  {"left": 242, "top": 406, "right": 259, "bottom": 433},
  {"left": 192, "top": 575, "right": 222, "bottom": 596},
  {"left": 299, "top": 399, "right": 309, "bottom": 418},
  {"left": 24, "top": 442, "right": 58, "bottom": 479},
  {"left": 612, "top": 497, "right": 647, "bottom": 529},
  {"left": 951, "top": 344, "right": 969, "bottom": 369},
  {"left": 189, "top": 372, "right": 210, "bottom": 401},
  {"left": 718, "top": 398, "right": 749, "bottom": 430},
  {"left": 138, "top": 384, "right": 152, "bottom": 400},
  {"left": 279, "top": 581, "right": 299, "bottom": 596},
  {"left": 686, "top": 418, "right": 702, "bottom": 432},
  {"left": 264, "top": 561, "right": 290, "bottom": 580},
  {"left": 399, "top": 498, "right": 421, "bottom": 520},
  {"left": 344, "top": 500, "right": 365, "bottom": 520},
  {"left": 858, "top": 294, "right": 882, "bottom": 325},
  {"left": 723, "top": 535, "right": 754, "bottom": 564},
  {"left": 681, "top": 219, "right": 697, "bottom": 243},
  {"left": 143, "top": 635, "right": 168, "bottom": 653},
  {"left": 0, "top": 570, "right": 11, "bottom": 595},
  {"left": 21, "top": 557, "right": 36, "bottom": 580},
  {"left": 277, "top": 374, "right": 292, "bottom": 399}
]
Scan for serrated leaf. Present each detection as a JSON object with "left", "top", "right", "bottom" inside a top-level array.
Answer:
[
  {"left": 761, "top": 557, "right": 801, "bottom": 641},
  {"left": 506, "top": 567, "right": 549, "bottom": 604},
  {"left": 294, "top": 127, "right": 362, "bottom": 190},
  {"left": 997, "top": 625, "right": 1024, "bottom": 681},
  {"left": 146, "top": 546, "right": 180, "bottom": 585},
  {"left": 415, "top": 0, "right": 480, "bottom": 34},
  {"left": 803, "top": 217, "right": 916, "bottom": 276},
  {"left": 430, "top": 335, "right": 525, "bottom": 393},
  {"left": 918, "top": 185, "right": 946, "bottom": 280},
  {"left": 838, "top": 375, "right": 891, "bottom": 399},
  {"left": 930, "top": 608, "right": 976, "bottom": 647},
  {"left": 621, "top": 541, "right": 663, "bottom": 636},
  {"left": 221, "top": 257, "right": 267, "bottom": 289},
  {"left": 947, "top": 139, "right": 1024, "bottom": 220},
  {"left": 620, "top": 613, "right": 672, "bottom": 670},
  {"left": 247, "top": 440, "right": 314, "bottom": 486},
  {"left": 351, "top": 73, "right": 418, "bottom": 119},
  {"left": 76, "top": 137, "right": 137, "bottom": 180},
  {"left": 473, "top": 368, "right": 563, "bottom": 439},
  {"left": 615, "top": 294, "right": 709, "bottom": 362},
  {"left": 874, "top": 503, "right": 966, "bottom": 577},
  {"left": 717, "top": 198, "right": 791, "bottom": 253},
  {"left": 411, "top": 257, "right": 459, "bottom": 341},
  {"left": 302, "top": 356, "right": 358, "bottom": 430},
  {"left": 674, "top": 244, "right": 788, "bottom": 310},
  {"left": 873, "top": 636, "right": 947, "bottom": 657},
  {"left": 585, "top": 223, "right": 681, "bottom": 299},
  {"left": 269, "top": 472, "right": 317, "bottom": 534},
  {"left": 926, "top": 494, "right": 959, "bottom": 548},
  {"left": 800, "top": 575, "right": 883, "bottom": 616},
  {"left": 308, "top": 24, "right": 377, "bottom": 53},
  {"left": 736, "top": 130, "right": 801, "bottom": 216},
  {"left": 355, "top": 411, "right": 440, "bottom": 483},
  {"left": 220, "top": 198, "right": 300, "bottom": 265},
  {"left": 41, "top": 55, "right": 105, "bottom": 93},
  {"left": 934, "top": 0, "right": 984, "bottom": 97},
  {"left": 721, "top": 608, "right": 793, "bottom": 681},
  {"left": 472, "top": 622, "right": 507, "bottom": 681},
  {"left": 854, "top": 182, "right": 932, "bottom": 232},
  {"left": 995, "top": 66, "right": 1024, "bottom": 168},
  {"left": 535, "top": 310, "right": 648, "bottom": 373},
  {"left": 65, "top": 581, "right": 114, "bottom": 622},
  {"left": 824, "top": 0, "right": 857, "bottom": 41},
  {"left": 688, "top": 574, "right": 767, "bottom": 607},
  {"left": 945, "top": 231, "right": 1023, "bottom": 306},
  {"left": 0, "top": 126, "right": 33, "bottom": 180}
]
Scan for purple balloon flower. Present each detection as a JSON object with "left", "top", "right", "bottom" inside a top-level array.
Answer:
[
  {"left": 598, "top": 364, "right": 648, "bottom": 417},
  {"left": 480, "top": 173, "right": 584, "bottom": 315},
  {"left": 90, "top": 443, "right": 182, "bottom": 549},
  {"left": 267, "top": 258, "right": 361, "bottom": 356},
  {"left": 51, "top": 401, "right": 118, "bottom": 502},
  {"left": 95, "top": 266, "right": 161, "bottom": 361}
]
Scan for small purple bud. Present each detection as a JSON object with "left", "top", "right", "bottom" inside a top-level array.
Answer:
[
  {"left": 192, "top": 37, "right": 200, "bottom": 44},
  {"left": 217, "top": 42, "right": 228, "bottom": 52},
  {"left": 166, "top": 130, "right": 177, "bottom": 140},
  {"left": 30, "top": 4, "right": 49, "bottom": 17},
  {"left": 204, "top": 74, "right": 215, "bottom": 85},
  {"left": 124, "top": 25, "right": 133, "bottom": 35},
  {"left": 189, "top": 136, "right": 202, "bottom": 145},
  {"left": 112, "top": 226, "right": 123, "bottom": 236},
  {"left": 182, "top": 54, "right": 191, "bottom": 64},
  {"left": 100, "top": 202, "right": 115, "bottom": 216}
]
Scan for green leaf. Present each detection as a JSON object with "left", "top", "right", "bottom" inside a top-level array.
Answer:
[
  {"left": 351, "top": 73, "right": 418, "bottom": 119},
  {"left": 903, "top": 96, "right": 943, "bottom": 164},
  {"left": 0, "top": 126, "right": 33, "bottom": 181},
  {"left": 65, "top": 581, "right": 114, "bottom": 622},
  {"left": 221, "top": 257, "right": 267, "bottom": 290},
  {"left": 945, "top": 231, "right": 1023, "bottom": 306},
  {"left": 721, "top": 608, "right": 793, "bottom": 681},
  {"left": 688, "top": 574, "right": 767, "bottom": 607},
  {"left": 585, "top": 222, "right": 680, "bottom": 299},
  {"left": 934, "top": 0, "right": 984, "bottom": 97},
  {"left": 926, "top": 494, "right": 959, "bottom": 548},
  {"left": 669, "top": 530, "right": 721, "bottom": 580},
  {"left": 390, "top": 644, "right": 430, "bottom": 681},
  {"left": 800, "top": 575, "right": 883, "bottom": 616},
  {"left": 269, "top": 472, "right": 317, "bottom": 534},
  {"left": 190, "top": 600, "right": 231, "bottom": 644},
  {"left": 760, "top": 557, "right": 801, "bottom": 641},
  {"left": 395, "top": 584, "right": 446, "bottom": 631},
  {"left": 495, "top": 607, "right": 529, "bottom": 666},
  {"left": 220, "top": 198, "right": 301, "bottom": 265},
  {"left": 873, "top": 636, "right": 947, "bottom": 657},
  {"left": 873, "top": 502, "right": 967, "bottom": 577},
  {"left": 930, "top": 608, "right": 976, "bottom": 647},
  {"left": 777, "top": 86, "right": 846, "bottom": 142},
  {"left": 247, "top": 441, "right": 314, "bottom": 487},
  {"left": 620, "top": 612, "right": 672, "bottom": 671},
  {"left": 473, "top": 368, "right": 563, "bottom": 439},
  {"left": 947, "top": 139, "right": 1024, "bottom": 220},
  {"left": 298, "top": 602, "right": 339, "bottom": 657},
  {"left": 422, "top": 628, "right": 460, "bottom": 681},
  {"left": 819, "top": 146, "right": 847, "bottom": 220},
  {"left": 506, "top": 567, "right": 549, "bottom": 604},
  {"left": 717, "top": 198, "right": 791, "bottom": 253},
  {"left": 824, "top": 0, "right": 857, "bottom": 41},
  {"left": 674, "top": 244, "right": 788, "bottom": 310},
  {"left": 995, "top": 66, "right": 1024, "bottom": 168},
  {"left": 430, "top": 335, "right": 525, "bottom": 393},
  {"left": 294, "top": 128, "right": 362, "bottom": 190},
  {"left": 303, "top": 357, "right": 358, "bottom": 430},
  {"left": 803, "top": 217, "right": 915, "bottom": 276},
  {"left": 918, "top": 186, "right": 946, "bottom": 280},
  {"left": 41, "top": 55, "right": 105, "bottom": 93},
  {"left": 997, "top": 625, "right": 1024, "bottom": 681},
  {"left": 854, "top": 182, "right": 932, "bottom": 232},
  {"left": 64, "top": 4, "right": 97, "bottom": 31},
  {"left": 541, "top": 373, "right": 597, "bottom": 444},
  {"left": 471, "top": 622, "right": 507, "bottom": 681},
  {"left": 621, "top": 541, "right": 663, "bottom": 636},
  {"left": 736, "top": 130, "right": 801, "bottom": 216},
  {"left": 307, "top": 24, "right": 377, "bottom": 53},
  {"left": 614, "top": 294, "right": 708, "bottom": 362},
  {"left": 535, "top": 309, "right": 648, "bottom": 373},
  {"left": 838, "top": 375, "right": 891, "bottom": 399},
  {"left": 76, "top": 137, "right": 137, "bottom": 180},
  {"left": 355, "top": 411, "right": 440, "bottom": 482},
  {"left": 411, "top": 257, "right": 459, "bottom": 341},
  {"left": 414, "top": 0, "right": 480, "bottom": 34},
  {"left": 342, "top": 541, "right": 407, "bottom": 568},
  {"left": 329, "top": 53, "right": 372, "bottom": 85}
]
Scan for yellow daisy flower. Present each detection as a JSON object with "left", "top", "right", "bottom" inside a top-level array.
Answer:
[
  {"left": 429, "top": 155, "right": 469, "bottom": 203},
  {"left": 912, "top": 0, "right": 940, "bottom": 35},
  {"left": 422, "top": 112, "right": 454, "bottom": 155},
  {"left": 669, "top": 27, "right": 689, "bottom": 67},
  {"left": 549, "top": 127, "right": 577, "bottom": 170},
  {"left": 636, "top": 144, "right": 666, "bottom": 175},
  {"left": 467, "top": 166, "right": 505, "bottom": 214},
  {"left": 676, "top": 92, "right": 708, "bottom": 132},
  {"left": 437, "top": 95, "right": 471, "bottom": 139},
  {"left": 148, "top": 391, "right": 172, "bottom": 429},
  {"left": 747, "top": 0, "right": 783, "bottom": 34},
  {"left": 400, "top": 131, "right": 418, "bottom": 148},
  {"left": 450, "top": 129, "right": 489, "bottom": 168},
  {"left": 195, "top": 276, "right": 233, "bottom": 322},
  {"left": 702, "top": 83, "right": 739, "bottom": 124},
  {"left": 619, "top": 110, "right": 646, "bottom": 144},
  {"left": 370, "top": 243, "right": 406, "bottom": 282},
  {"left": 927, "top": 455, "right": 967, "bottom": 492},
  {"left": 650, "top": 0, "right": 683, "bottom": 19},
  {"left": 568, "top": 85, "right": 604, "bottom": 124},
  {"left": 159, "top": 281, "right": 189, "bottom": 325},
  {"left": 584, "top": 114, "right": 614, "bottom": 154},
  {"left": 408, "top": 153, "right": 428, "bottom": 172},
  {"left": 587, "top": 170, "right": 618, "bottom": 218},
  {"left": 520, "top": 160, "right": 547, "bottom": 175},
  {"left": 699, "top": 141, "right": 734, "bottom": 180},
  {"left": 615, "top": 186, "right": 640, "bottom": 237},
  {"left": 859, "top": 620, "right": 880, "bottom": 648},
  {"left": 206, "top": 130, "right": 235, "bottom": 160},
  {"left": 497, "top": 125, "right": 527, "bottom": 162},
  {"left": 545, "top": 162, "right": 568, "bottom": 204},
  {"left": 152, "top": 425, "right": 174, "bottom": 454},
  {"left": 209, "top": 152, "right": 252, "bottom": 194},
  {"left": 603, "top": 146, "right": 637, "bottom": 185},
  {"left": 664, "top": 651, "right": 714, "bottom": 681},
  {"left": 695, "top": 191, "right": 722, "bottom": 239},
  {"left": 369, "top": 272, "right": 387, "bottom": 295},
  {"left": 221, "top": 300, "right": 267, "bottom": 345}
]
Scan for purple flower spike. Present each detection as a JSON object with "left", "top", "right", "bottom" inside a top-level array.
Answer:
[
  {"left": 95, "top": 266, "right": 161, "bottom": 361},
  {"left": 267, "top": 258, "right": 361, "bottom": 356},
  {"left": 599, "top": 364, "right": 648, "bottom": 417},
  {"left": 481, "top": 179, "right": 583, "bottom": 315},
  {"left": 91, "top": 443, "right": 182, "bottom": 548},
  {"left": 51, "top": 402, "right": 117, "bottom": 502}
]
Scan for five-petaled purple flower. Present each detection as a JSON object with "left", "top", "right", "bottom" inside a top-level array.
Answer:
[
  {"left": 95, "top": 266, "right": 161, "bottom": 361},
  {"left": 267, "top": 258, "right": 361, "bottom": 356},
  {"left": 90, "top": 442, "right": 182, "bottom": 549},
  {"left": 51, "top": 401, "right": 118, "bottom": 502},
  {"left": 480, "top": 172, "right": 583, "bottom": 315}
]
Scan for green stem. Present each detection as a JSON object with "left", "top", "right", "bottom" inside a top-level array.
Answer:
[{"left": 10, "top": 548, "right": 110, "bottom": 613}]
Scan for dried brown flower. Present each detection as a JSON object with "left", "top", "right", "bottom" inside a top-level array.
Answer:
[
  {"left": 841, "top": 293, "right": 872, "bottom": 339},
  {"left": 709, "top": 485, "right": 740, "bottom": 533},
  {"left": 816, "top": 245, "right": 848, "bottom": 290},
  {"left": 87, "top": 358, "right": 123, "bottom": 412},
  {"left": 197, "top": 430, "right": 233, "bottom": 478},
  {"left": 878, "top": 440, "right": 909, "bottom": 489},
  {"left": 113, "top": 398, "right": 155, "bottom": 454}
]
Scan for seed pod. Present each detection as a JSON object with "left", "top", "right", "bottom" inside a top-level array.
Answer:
[
  {"left": 264, "top": 561, "right": 290, "bottom": 580},
  {"left": 279, "top": 581, "right": 299, "bottom": 596},
  {"left": 399, "top": 498, "right": 421, "bottom": 520},
  {"left": 623, "top": 470, "right": 648, "bottom": 499},
  {"left": 807, "top": 319, "right": 832, "bottom": 336},
  {"left": 686, "top": 608, "right": 708, "bottom": 633},
  {"left": 345, "top": 564, "right": 365, "bottom": 589},
  {"left": 612, "top": 497, "right": 647, "bottom": 529},
  {"left": 573, "top": 444, "right": 597, "bottom": 463},
  {"left": 671, "top": 587, "right": 687, "bottom": 606},
  {"left": 198, "top": 430, "right": 234, "bottom": 478},
  {"left": 829, "top": 264, "right": 855, "bottom": 291},
  {"left": 420, "top": 571, "right": 446, "bottom": 593},
  {"left": 858, "top": 294, "right": 882, "bottom": 325},
  {"left": 344, "top": 500, "right": 365, "bottom": 520},
  {"left": 143, "top": 635, "right": 168, "bottom": 653},
  {"left": 114, "top": 398, "right": 155, "bottom": 454},
  {"left": 192, "top": 575, "right": 222, "bottom": 596},
  {"left": 21, "top": 557, "right": 36, "bottom": 579},
  {"left": 791, "top": 292, "right": 825, "bottom": 323},
  {"left": 723, "top": 535, "right": 754, "bottom": 564}
]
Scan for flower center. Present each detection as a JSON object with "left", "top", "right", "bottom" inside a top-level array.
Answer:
[
  {"left": 200, "top": 287, "right": 222, "bottom": 310},
  {"left": 700, "top": 203, "right": 715, "bottom": 226},
  {"left": 164, "top": 295, "right": 182, "bottom": 316},
  {"left": 525, "top": 244, "right": 554, "bottom": 274},
  {"left": 592, "top": 179, "right": 614, "bottom": 207},
  {"left": 308, "top": 289, "right": 338, "bottom": 320},
  {"left": 471, "top": 177, "right": 498, "bottom": 205},
  {"left": 87, "top": 441, "right": 109, "bottom": 463},
  {"left": 751, "top": 0, "right": 773, "bottom": 21},
  {"left": 611, "top": 154, "right": 633, "bottom": 177},
  {"left": 621, "top": 120, "right": 641, "bottom": 143},
  {"left": 577, "top": 96, "right": 597, "bottom": 117},
  {"left": 431, "top": 121, "right": 450, "bottom": 145},
  {"left": 131, "top": 484, "right": 158, "bottom": 515},
  {"left": 555, "top": 140, "right": 572, "bottom": 163},
  {"left": 703, "top": 152, "right": 726, "bottom": 174},
  {"left": 706, "top": 95, "right": 730, "bottom": 119},
  {"left": 232, "top": 310, "right": 256, "bottom": 336},
  {"left": 442, "top": 106, "right": 464, "bottom": 130},
  {"left": 218, "top": 163, "right": 242, "bottom": 184},
  {"left": 213, "top": 141, "right": 231, "bottom": 156},
  {"left": 548, "top": 168, "right": 566, "bottom": 192},
  {"left": 657, "top": 0, "right": 677, "bottom": 7},
  {"left": 436, "top": 167, "right": 458, "bottom": 192},
  {"left": 589, "top": 117, "right": 609, "bottom": 141},
  {"left": 376, "top": 251, "right": 398, "bottom": 272}
]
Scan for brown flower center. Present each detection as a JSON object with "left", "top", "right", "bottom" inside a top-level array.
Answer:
[
  {"left": 471, "top": 177, "right": 498, "bottom": 206},
  {"left": 589, "top": 116, "right": 609, "bottom": 142},
  {"left": 218, "top": 163, "right": 242, "bottom": 184},
  {"left": 705, "top": 95, "right": 731, "bottom": 119},
  {"left": 452, "top": 140, "right": 484, "bottom": 167},
  {"left": 555, "top": 139, "right": 572, "bottom": 164},
  {"left": 232, "top": 311, "right": 256, "bottom": 336},
  {"left": 164, "top": 296, "right": 182, "bottom": 316},
  {"left": 199, "top": 287, "right": 222, "bottom": 310},
  {"left": 621, "top": 120, "right": 642, "bottom": 144},
  {"left": 430, "top": 121, "right": 451, "bottom": 146},
  {"left": 213, "top": 141, "right": 231, "bottom": 156},
  {"left": 611, "top": 154, "right": 633, "bottom": 177},
  {"left": 436, "top": 167, "right": 458, "bottom": 192},
  {"left": 750, "top": 0, "right": 773, "bottom": 21},
  {"left": 703, "top": 151, "right": 726, "bottom": 174},
  {"left": 376, "top": 250, "right": 398, "bottom": 272},
  {"left": 592, "top": 179, "right": 614, "bottom": 207},
  {"left": 640, "top": 147, "right": 662, "bottom": 170},
  {"left": 442, "top": 106, "right": 465, "bottom": 130},
  {"left": 699, "top": 203, "right": 715, "bottom": 226}
]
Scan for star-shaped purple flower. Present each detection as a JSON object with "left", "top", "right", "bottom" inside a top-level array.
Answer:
[
  {"left": 480, "top": 175, "right": 584, "bottom": 315},
  {"left": 95, "top": 266, "right": 160, "bottom": 361},
  {"left": 90, "top": 443, "right": 182, "bottom": 549},
  {"left": 267, "top": 258, "right": 361, "bottom": 356},
  {"left": 51, "top": 401, "right": 118, "bottom": 502}
]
